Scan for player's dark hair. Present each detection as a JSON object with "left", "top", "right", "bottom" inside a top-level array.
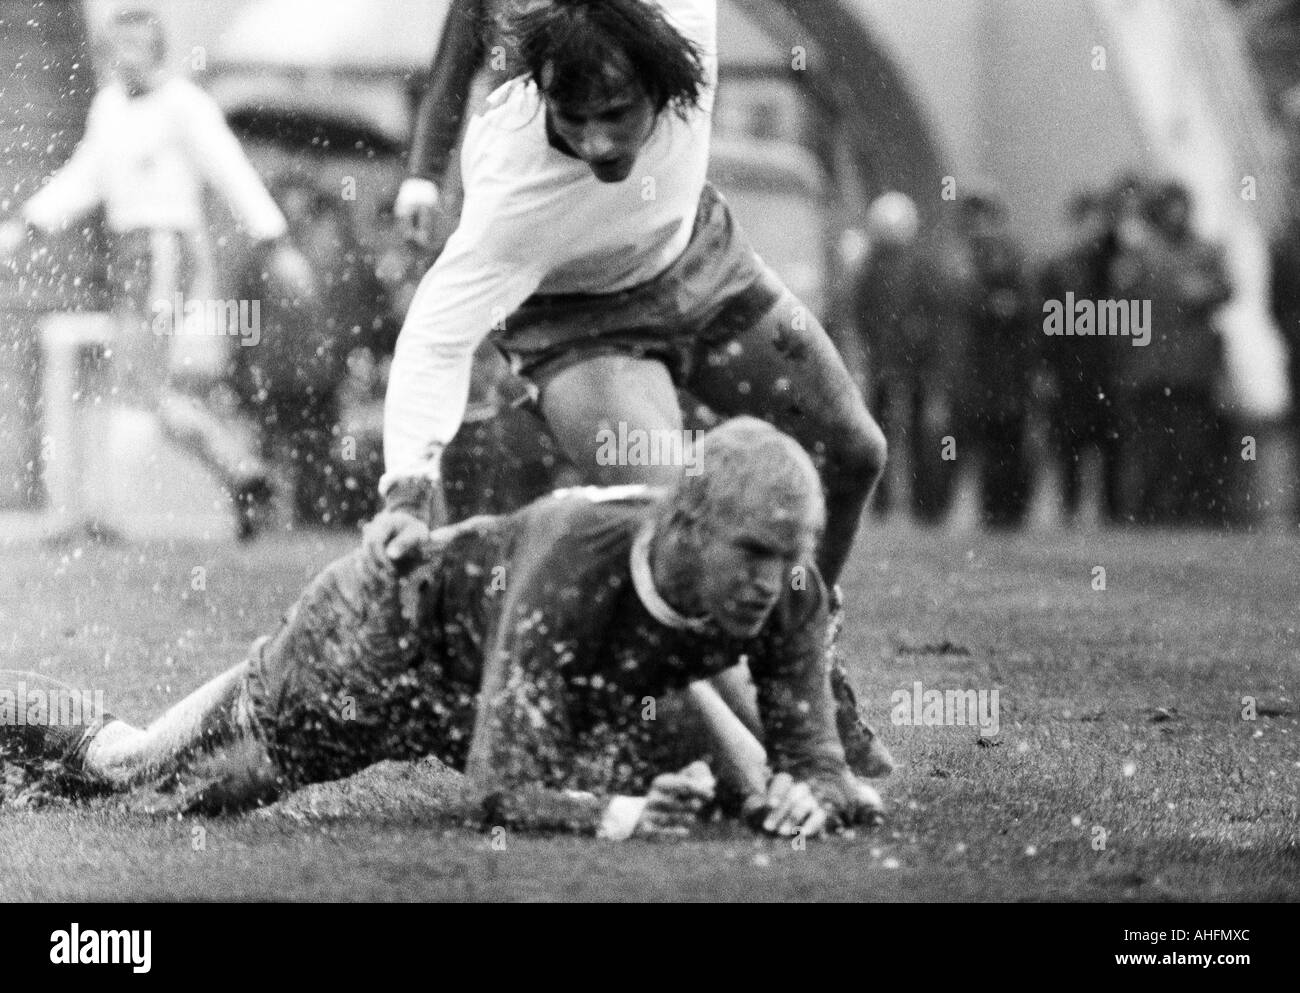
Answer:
[
  {"left": 499, "top": 0, "right": 708, "bottom": 117},
  {"left": 110, "top": 6, "right": 168, "bottom": 63}
]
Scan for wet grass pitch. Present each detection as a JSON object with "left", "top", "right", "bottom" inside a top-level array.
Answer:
[{"left": 2, "top": 522, "right": 1298, "bottom": 901}]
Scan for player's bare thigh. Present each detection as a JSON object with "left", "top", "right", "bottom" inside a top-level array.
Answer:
[{"left": 539, "top": 353, "right": 685, "bottom": 487}]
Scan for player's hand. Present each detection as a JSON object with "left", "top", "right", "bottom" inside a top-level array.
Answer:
[
  {"left": 635, "top": 761, "right": 716, "bottom": 838},
  {"left": 746, "top": 771, "right": 830, "bottom": 838},
  {"left": 362, "top": 509, "right": 432, "bottom": 571},
  {"left": 394, "top": 177, "right": 441, "bottom": 248},
  {"left": 839, "top": 771, "right": 885, "bottom": 827},
  {"left": 364, "top": 472, "right": 448, "bottom": 569}
]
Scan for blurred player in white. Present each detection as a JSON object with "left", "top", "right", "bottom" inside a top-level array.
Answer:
[{"left": 0, "top": 7, "right": 294, "bottom": 540}]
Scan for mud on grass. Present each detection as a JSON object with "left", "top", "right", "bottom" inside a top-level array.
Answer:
[{"left": 1, "top": 524, "right": 1298, "bottom": 900}]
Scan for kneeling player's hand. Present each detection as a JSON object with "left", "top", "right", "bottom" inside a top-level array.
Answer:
[
  {"left": 597, "top": 763, "right": 715, "bottom": 841},
  {"left": 635, "top": 760, "right": 716, "bottom": 837},
  {"left": 624, "top": 759, "right": 717, "bottom": 837},
  {"left": 745, "top": 772, "right": 830, "bottom": 839},
  {"left": 363, "top": 509, "right": 432, "bottom": 571},
  {"left": 840, "top": 772, "right": 885, "bottom": 827}
]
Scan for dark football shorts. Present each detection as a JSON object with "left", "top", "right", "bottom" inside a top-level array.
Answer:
[
  {"left": 240, "top": 543, "right": 479, "bottom": 790},
  {"left": 499, "top": 182, "right": 786, "bottom": 395},
  {"left": 103, "top": 229, "right": 202, "bottom": 404}
]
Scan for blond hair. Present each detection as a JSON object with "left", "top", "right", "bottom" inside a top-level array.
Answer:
[{"left": 654, "top": 417, "right": 824, "bottom": 547}]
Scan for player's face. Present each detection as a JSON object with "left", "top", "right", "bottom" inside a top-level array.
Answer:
[
  {"left": 543, "top": 75, "right": 658, "bottom": 184},
  {"left": 695, "top": 514, "right": 811, "bottom": 639},
  {"left": 109, "top": 23, "right": 162, "bottom": 94}
]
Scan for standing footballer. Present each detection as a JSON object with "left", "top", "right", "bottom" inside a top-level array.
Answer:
[
  {"left": 376, "top": 0, "right": 893, "bottom": 779},
  {"left": 0, "top": 7, "right": 292, "bottom": 541}
]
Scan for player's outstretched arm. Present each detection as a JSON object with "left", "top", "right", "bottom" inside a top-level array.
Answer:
[
  {"left": 748, "top": 589, "right": 856, "bottom": 833},
  {"left": 379, "top": 220, "right": 543, "bottom": 500},
  {"left": 460, "top": 555, "right": 713, "bottom": 839},
  {"left": 180, "top": 83, "right": 287, "bottom": 244},
  {"left": 460, "top": 592, "right": 610, "bottom": 833},
  {"left": 461, "top": 655, "right": 609, "bottom": 834},
  {"left": 19, "top": 91, "right": 109, "bottom": 235},
  {"left": 464, "top": 694, "right": 715, "bottom": 839}
]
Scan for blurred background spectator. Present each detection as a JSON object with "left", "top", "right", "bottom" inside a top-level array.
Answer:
[
  {"left": 950, "top": 192, "right": 1039, "bottom": 529},
  {"left": 1036, "top": 190, "right": 1125, "bottom": 525},
  {"left": 843, "top": 193, "right": 917, "bottom": 509},
  {"left": 1112, "top": 178, "right": 1235, "bottom": 525},
  {"left": 845, "top": 193, "right": 971, "bottom": 525},
  {"left": 1269, "top": 203, "right": 1300, "bottom": 522},
  {"left": 232, "top": 173, "right": 397, "bottom": 528}
]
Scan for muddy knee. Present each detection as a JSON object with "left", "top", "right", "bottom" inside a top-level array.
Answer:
[{"left": 823, "top": 416, "right": 887, "bottom": 495}]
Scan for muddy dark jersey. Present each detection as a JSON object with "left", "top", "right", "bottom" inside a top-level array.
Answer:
[
  {"left": 430, "top": 485, "right": 846, "bottom": 785},
  {"left": 247, "top": 486, "right": 847, "bottom": 832}
]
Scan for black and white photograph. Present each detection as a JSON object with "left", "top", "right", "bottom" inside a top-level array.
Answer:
[{"left": 0, "top": 0, "right": 1296, "bottom": 939}]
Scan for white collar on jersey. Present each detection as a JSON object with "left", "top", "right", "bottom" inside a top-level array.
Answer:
[{"left": 630, "top": 523, "right": 712, "bottom": 634}]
